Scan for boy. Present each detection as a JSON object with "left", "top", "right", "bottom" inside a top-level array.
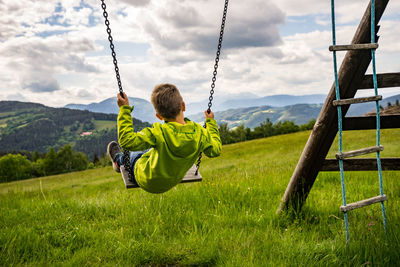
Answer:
[{"left": 107, "top": 83, "right": 222, "bottom": 193}]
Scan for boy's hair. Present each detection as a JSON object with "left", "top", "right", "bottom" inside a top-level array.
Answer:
[{"left": 151, "top": 83, "right": 183, "bottom": 120}]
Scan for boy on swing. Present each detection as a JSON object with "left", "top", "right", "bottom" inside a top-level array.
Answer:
[{"left": 107, "top": 83, "right": 222, "bottom": 193}]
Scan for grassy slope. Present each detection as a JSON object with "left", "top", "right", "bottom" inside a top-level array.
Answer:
[{"left": 0, "top": 129, "right": 399, "bottom": 266}]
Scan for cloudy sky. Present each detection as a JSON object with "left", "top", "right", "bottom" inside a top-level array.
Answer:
[{"left": 0, "top": 0, "right": 399, "bottom": 107}]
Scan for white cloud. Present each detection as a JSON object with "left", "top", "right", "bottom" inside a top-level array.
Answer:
[{"left": 0, "top": 0, "right": 399, "bottom": 109}]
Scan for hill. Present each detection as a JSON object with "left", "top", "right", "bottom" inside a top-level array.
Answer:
[
  {"left": 190, "top": 94, "right": 400, "bottom": 129},
  {"left": 0, "top": 101, "right": 151, "bottom": 157},
  {"left": 186, "top": 94, "right": 327, "bottom": 115},
  {"left": 0, "top": 129, "right": 399, "bottom": 265},
  {"left": 64, "top": 94, "right": 328, "bottom": 120},
  {"left": 65, "top": 97, "right": 157, "bottom": 124},
  {"left": 190, "top": 104, "right": 323, "bottom": 128}
]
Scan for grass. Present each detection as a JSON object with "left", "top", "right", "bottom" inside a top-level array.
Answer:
[
  {"left": 93, "top": 120, "right": 117, "bottom": 131},
  {"left": 0, "top": 129, "right": 399, "bottom": 266}
]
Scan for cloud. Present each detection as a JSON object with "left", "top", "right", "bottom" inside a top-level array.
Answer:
[
  {"left": 0, "top": 0, "right": 399, "bottom": 109},
  {"left": 21, "top": 76, "right": 61, "bottom": 93},
  {"left": 140, "top": 0, "right": 284, "bottom": 64},
  {"left": 119, "top": 0, "right": 151, "bottom": 7}
]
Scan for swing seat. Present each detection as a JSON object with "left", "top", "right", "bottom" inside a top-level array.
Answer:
[{"left": 120, "top": 165, "right": 202, "bottom": 189}]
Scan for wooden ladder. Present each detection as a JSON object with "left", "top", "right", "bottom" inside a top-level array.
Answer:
[{"left": 278, "top": 0, "right": 399, "bottom": 231}]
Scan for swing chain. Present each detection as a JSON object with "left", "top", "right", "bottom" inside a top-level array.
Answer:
[
  {"left": 196, "top": 0, "right": 229, "bottom": 175},
  {"left": 101, "top": 0, "right": 133, "bottom": 181},
  {"left": 207, "top": 0, "right": 229, "bottom": 113},
  {"left": 101, "top": 0, "right": 123, "bottom": 94}
]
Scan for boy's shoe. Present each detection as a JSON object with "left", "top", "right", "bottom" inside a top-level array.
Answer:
[{"left": 107, "top": 141, "right": 121, "bottom": 173}]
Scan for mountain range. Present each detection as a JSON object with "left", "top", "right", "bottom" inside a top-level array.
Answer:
[
  {"left": 64, "top": 94, "right": 328, "bottom": 123},
  {"left": 65, "top": 93, "right": 400, "bottom": 129},
  {"left": 190, "top": 104, "right": 323, "bottom": 129}
]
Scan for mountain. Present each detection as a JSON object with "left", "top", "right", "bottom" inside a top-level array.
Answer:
[
  {"left": 186, "top": 94, "right": 326, "bottom": 115},
  {"left": 0, "top": 101, "right": 151, "bottom": 157},
  {"left": 189, "top": 104, "right": 323, "bottom": 129},
  {"left": 189, "top": 94, "right": 400, "bottom": 129},
  {"left": 185, "top": 92, "right": 260, "bottom": 115},
  {"left": 65, "top": 97, "right": 157, "bottom": 124}
]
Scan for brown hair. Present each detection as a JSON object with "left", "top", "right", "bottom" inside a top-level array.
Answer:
[{"left": 151, "top": 83, "right": 183, "bottom": 120}]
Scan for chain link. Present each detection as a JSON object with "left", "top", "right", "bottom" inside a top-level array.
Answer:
[
  {"left": 101, "top": 0, "right": 133, "bottom": 181},
  {"left": 196, "top": 0, "right": 229, "bottom": 175}
]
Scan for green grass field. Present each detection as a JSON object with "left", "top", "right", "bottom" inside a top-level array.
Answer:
[{"left": 0, "top": 129, "right": 399, "bottom": 266}]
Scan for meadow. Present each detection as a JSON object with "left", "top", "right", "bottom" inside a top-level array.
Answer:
[{"left": 0, "top": 129, "right": 399, "bottom": 266}]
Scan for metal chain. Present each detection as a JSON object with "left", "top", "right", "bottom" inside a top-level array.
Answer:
[
  {"left": 207, "top": 0, "right": 229, "bottom": 113},
  {"left": 196, "top": 0, "right": 229, "bottom": 175},
  {"left": 101, "top": 0, "right": 133, "bottom": 181}
]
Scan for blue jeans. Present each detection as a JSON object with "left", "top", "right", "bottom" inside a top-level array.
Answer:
[{"left": 116, "top": 149, "right": 150, "bottom": 186}]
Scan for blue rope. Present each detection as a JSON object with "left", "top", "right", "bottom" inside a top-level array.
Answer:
[
  {"left": 330, "top": 0, "right": 388, "bottom": 243},
  {"left": 330, "top": 0, "right": 349, "bottom": 243},
  {"left": 371, "top": 0, "right": 388, "bottom": 233}
]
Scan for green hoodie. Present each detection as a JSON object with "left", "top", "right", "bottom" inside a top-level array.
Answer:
[{"left": 118, "top": 105, "right": 222, "bottom": 193}]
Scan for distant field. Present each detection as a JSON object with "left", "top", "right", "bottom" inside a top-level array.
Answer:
[
  {"left": 93, "top": 120, "right": 117, "bottom": 131},
  {"left": 0, "top": 129, "right": 399, "bottom": 265}
]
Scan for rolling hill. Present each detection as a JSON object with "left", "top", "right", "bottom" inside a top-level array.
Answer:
[
  {"left": 190, "top": 104, "right": 323, "bottom": 129},
  {"left": 66, "top": 94, "right": 400, "bottom": 129},
  {"left": 0, "top": 101, "right": 151, "bottom": 157},
  {"left": 0, "top": 129, "right": 399, "bottom": 265},
  {"left": 190, "top": 94, "right": 400, "bottom": 129}
]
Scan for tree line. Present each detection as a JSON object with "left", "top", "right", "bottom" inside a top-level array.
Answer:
[
  {"left": 0, "top": 145, "right": 100, "bottom": 183},
  {"left": 218, "top": 118, "right": 316, "bottom": 145}
]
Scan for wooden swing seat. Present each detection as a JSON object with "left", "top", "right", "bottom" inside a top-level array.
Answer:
[{"left": 120, "top": 165, "right": 202, "bottom": 189}]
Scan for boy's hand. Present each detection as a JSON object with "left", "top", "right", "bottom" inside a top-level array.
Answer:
[
  {"left": 204, "top": 110, "right": 214, "bottom": 119},
  {"left": 117, "top": 92, "right": 130, "bottom": 107}
]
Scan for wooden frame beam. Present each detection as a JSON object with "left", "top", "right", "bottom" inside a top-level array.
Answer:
[
  {"left": 343, "top": 115, "right": 400, "bottom": 130},
  {"left": 359, "top": 72, "right": 400, "bottom": 89},
  {"left": 321, "top": 158, "right": 400, "bottom": 171},
  {"left": 278, "top": 0, "right": 389, "bottom": 213}
]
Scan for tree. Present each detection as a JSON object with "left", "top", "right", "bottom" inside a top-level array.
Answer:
[
  {"left": 32, "top": 159, "right": 45, "bottom": 177},
  {"left": 253, "top": 118, "right": 274, "bottom": 138},
  {"left": 93, "top": 153, "right": 100, "bottom": 165},
  {"left": 274, "top": 121, "right": 299, "bottom": 135},
  {"left": 72, "top": 152, "right": 89, "bottom": 171},
  {"left": 0, "top": 154, "right": 32, "bottom": 182},
  {"left": 218, "top": 123, "right": 232, "bottom": 144},
  {"left": 395, "top": 99, "right": 399, "bottom": 107},
  {"left": 232, "top": 124, "right": 247, "bottom": 142},
  {"left": 299, "top": 119, "right": 316, "bottom": 131},
  {"left": 44, "top": 147, "right": 58, "bottom": 175},
  {"left": 32, "top": 150, "right": 41, "bottom": 162},
  {"left": 56, "top": 145, "right": 74, "bottom": 172}
]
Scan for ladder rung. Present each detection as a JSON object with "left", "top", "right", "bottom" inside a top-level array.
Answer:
[
  {"left": 336, "top": 146, "right": 384, "bottom": 160},
  {"left": 333, "top": 95, "right": 382, "bottom": 106},
  {"left": 340, "top": 195, "right": 387, "bottom": 212},
  {"left": 329, "top": 43, "right": 378, "bottom": 51}
]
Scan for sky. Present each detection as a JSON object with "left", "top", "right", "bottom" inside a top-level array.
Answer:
[{"left": 0, "top": 0, "right": 399, "bottom": 107}]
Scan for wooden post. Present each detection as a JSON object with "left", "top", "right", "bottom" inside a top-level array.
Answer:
[{"left": 277, "top": 0, "right": 389, "bottom": 213}]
